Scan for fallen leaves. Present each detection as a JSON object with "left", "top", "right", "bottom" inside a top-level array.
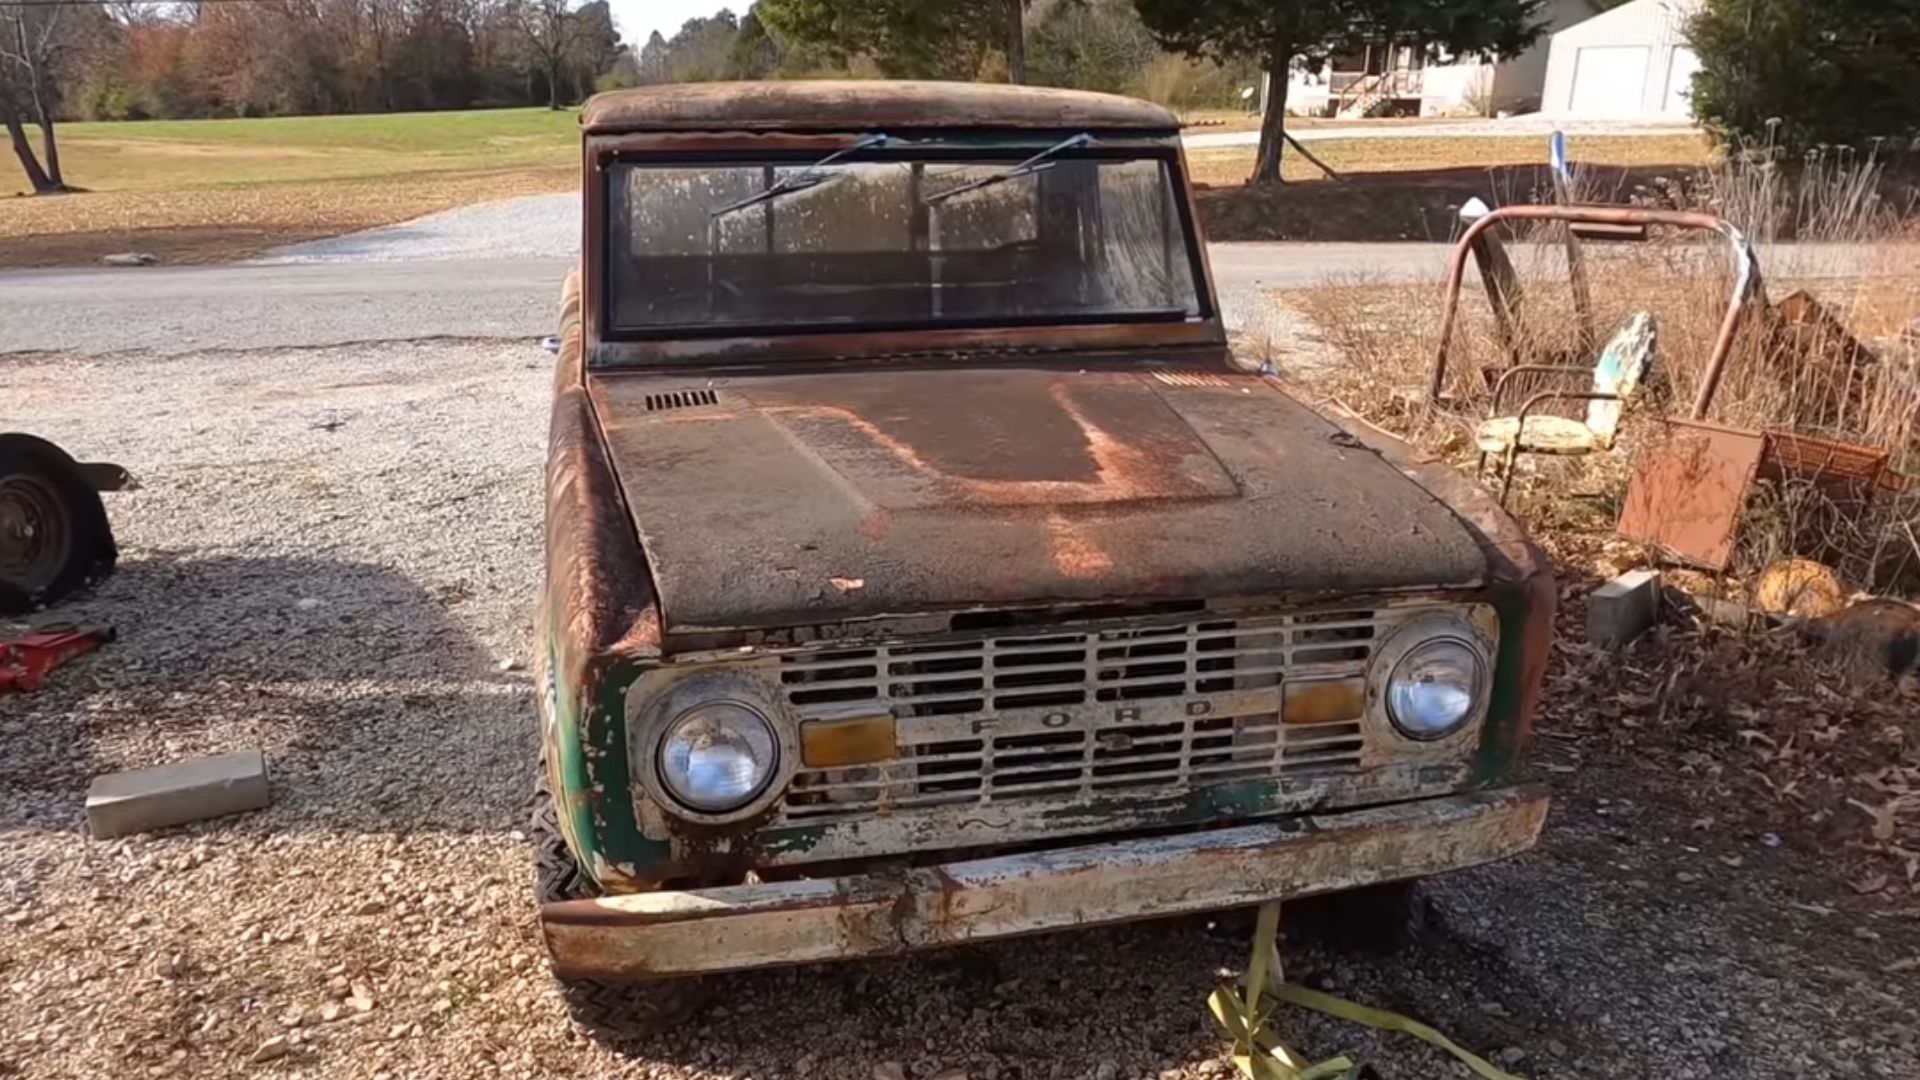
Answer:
[
  {"left": 1847, "top": 797, "right": 1917, "bottom": 844},
  {"left": 1851, "top": 872, "right": 1889, "bottom": 894}
]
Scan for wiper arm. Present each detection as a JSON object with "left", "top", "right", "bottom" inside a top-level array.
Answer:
[
  {"left": 922, "top": 133, "right": 1094, "bottom": 206},
  {"left": 708, "top": 133, "right": 891, "bottom": 220}
]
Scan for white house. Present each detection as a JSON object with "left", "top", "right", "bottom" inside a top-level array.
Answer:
[
  {"left": 1283, "top": 0, "right": 1602, "bottom": 119},
  {"left": 1541, "top": 0, "right": 1703, "bottom": 119}
]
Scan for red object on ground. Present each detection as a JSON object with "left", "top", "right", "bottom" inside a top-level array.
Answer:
[{"left": 0, "top": 624, "right": 114, "bottom": 692}]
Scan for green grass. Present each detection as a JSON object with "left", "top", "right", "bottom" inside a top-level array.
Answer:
[
  {"left": 2, "top": 107, "right": 583, "bottom": 266},
  {"left": 60, "top": 106, "right": 578, "bottom": 152},
  {"left": 42, "top": 106, "right": 579, "bottom": 193}
]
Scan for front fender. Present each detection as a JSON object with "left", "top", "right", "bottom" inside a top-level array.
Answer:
[{"left": 539, "top": 268, "right": 671, "bottom": 891}]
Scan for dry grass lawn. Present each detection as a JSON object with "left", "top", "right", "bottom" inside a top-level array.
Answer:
[{"left": 1185, "top": 133, "right": 1713, "bottom": 187}]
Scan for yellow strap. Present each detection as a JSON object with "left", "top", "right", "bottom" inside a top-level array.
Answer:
[
  {"left": 1212, "top": 902, "right": 1528, "bottom": 1080},
  {"left": 1267, "top": 981, "right": 1527, "bottom": 1080},
  {"left": 1210, "top": 980, "right": 1355, "bottom": 1080}
]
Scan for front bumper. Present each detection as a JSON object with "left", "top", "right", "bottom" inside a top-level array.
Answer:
[{"left": 541, "top": 787, "right": 1548, "bottom": 980}]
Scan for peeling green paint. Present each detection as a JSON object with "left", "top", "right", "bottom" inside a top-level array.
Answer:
[
  {"left": 539, "top": 612, "right": 672, "bottom": 888},
  {"left": 582, "top": 663, "right": 672, "bottom": 879},
  {"left": 542, "top": 629, "right": 597, "bottom": 860},
  {"left": 1472, "top": 581, "right": 1541, "bottom": 787}
]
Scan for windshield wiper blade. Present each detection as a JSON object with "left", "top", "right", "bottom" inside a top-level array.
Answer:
[
  {"left": 922, "top": 133, "right": 1094, "bottom": 206},
  {"left": 709, "top": 133, "right": 891, "bottom": 220}
]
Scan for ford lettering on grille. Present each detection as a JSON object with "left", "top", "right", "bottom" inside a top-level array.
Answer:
[{"left": 776, "top": 609, "right": 1397, "bottom": 823}]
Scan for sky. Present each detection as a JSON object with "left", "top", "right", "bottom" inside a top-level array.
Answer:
[{"left": 607, "top": 0, "right": 731, "bottom": 49}]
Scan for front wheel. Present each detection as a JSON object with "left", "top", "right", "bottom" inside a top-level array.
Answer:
[{"left": 530, "top": 785, "right": 712, "bottom": 1039}]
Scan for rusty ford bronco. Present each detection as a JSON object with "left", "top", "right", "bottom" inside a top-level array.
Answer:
[{"left": 534, "top": 81, "right": 1552, "bottom": 1027}]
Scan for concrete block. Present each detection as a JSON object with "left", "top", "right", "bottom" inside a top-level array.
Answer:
[
  {"left": 86, "top": 750, "right": 271, "bottom": 839},
  {"left": 1589, "top": 569, "right": 1661, "bottom": 649}
]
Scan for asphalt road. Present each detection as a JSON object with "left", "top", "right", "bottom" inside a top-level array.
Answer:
[
  {"left": 0, "top": 244, "right": 1466, "bottom": 356},
  {"left": 0, "top": 258, "right": 573, "bottom": 356},
  {"left": 0, "top": 231, "right": 1876, "bottom": 358}
]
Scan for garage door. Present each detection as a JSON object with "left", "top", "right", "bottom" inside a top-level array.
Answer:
[
  {"left": 1663, "top": 49, "right": 1702, "bottom": 116},
  {"left": 1569, "top": 45, "right": 1650, "bottom": 117}
]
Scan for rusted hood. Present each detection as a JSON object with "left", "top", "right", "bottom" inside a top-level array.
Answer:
[{"left": 587, "top": 366, "right": 1488, "bottom": 638}]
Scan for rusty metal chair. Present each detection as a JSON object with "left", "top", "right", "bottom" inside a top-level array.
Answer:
[{"left": 1474, "top": 311, "right": 1659, "bottom": 504}]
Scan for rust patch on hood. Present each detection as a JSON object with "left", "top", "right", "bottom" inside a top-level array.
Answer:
[
  {"left": 1044, "top": 512, "right": 1115, "bottom": 579},
  {"left": 754, "top": 376, "right": 1232, "bottom": 509},
  {"left": 588, "top": 365, "right": 1491, "bottom": 642}
]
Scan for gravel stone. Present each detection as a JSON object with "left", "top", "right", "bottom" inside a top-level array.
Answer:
[{"left": 2, "top": 337, "right": 1915, "bottom": 1080}]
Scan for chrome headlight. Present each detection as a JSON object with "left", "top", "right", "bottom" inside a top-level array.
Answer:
[
  {"left": 1385, "top": 636, "right": 1486, "bottom": 741},
  {"left": 656, "top": 701, "right": 780, "bottom": 813}
]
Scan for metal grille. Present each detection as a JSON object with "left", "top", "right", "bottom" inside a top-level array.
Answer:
[
  {"left": 777, "top": 610, "right": 1385, "bottom": 822},
  {"left": 1151, "top": 370, "right": 1235, "bottom": 388},
  {"left": 643, "top": 388, "right": 719, "bottom": 412}
]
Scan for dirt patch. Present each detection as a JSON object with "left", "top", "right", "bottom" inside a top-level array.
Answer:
[{"left": 0, "top": 166, "right": 575, "bottom": 268}]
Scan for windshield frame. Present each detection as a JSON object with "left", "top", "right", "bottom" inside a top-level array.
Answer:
[{"left": 591, "top": 134, "right": 1217, "bottom": 356}]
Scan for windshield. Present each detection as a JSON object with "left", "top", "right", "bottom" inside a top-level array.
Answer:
[{"left": 605, "top": 144, "right": 1206, "bottom": 338}]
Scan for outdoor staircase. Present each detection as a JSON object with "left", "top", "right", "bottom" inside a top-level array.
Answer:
[
  {"left": 1328, "top": 71, "right": 1420, "bottom": 119},
  {"left": 1334, "top": 75, "right": 1393, "bottom": 119}
]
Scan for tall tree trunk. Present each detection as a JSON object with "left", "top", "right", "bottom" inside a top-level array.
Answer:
[
  {"left": 34, "top": 115, "right": 60, "bottom": 188},
  {"left": 546, "top": 58, "right": 561, "bottom": 108},
  {"left": 1253, "top": 44, "right": 1294, "bottom": 185},
  {"left": 14, "top": 11, "right": 63, "bottom": 189},
  {"left": 4, "top": 106, "right": 55, "bottom": 193},
  {"left": 1004, "top": 0, "right": 1025, "bottom": 84}
]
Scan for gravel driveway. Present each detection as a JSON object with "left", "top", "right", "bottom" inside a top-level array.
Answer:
[
  {"left": 259, "top": 193, "right": 581, "bottom": 264},
  {"left": 4, "top": 340, "right": 1916, "bottom": 1080}
]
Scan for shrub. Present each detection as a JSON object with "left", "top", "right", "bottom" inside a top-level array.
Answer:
[
  {"left": 1028, "top": 0, "right": 1161, "bottom": 95},
  {"left": 1688, "top": 0, "right": 1920, "bottom": 151}
]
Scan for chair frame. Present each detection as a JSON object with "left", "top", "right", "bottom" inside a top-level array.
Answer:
[
  {"left": 1428, "top": 204, "right": 1764, "bottom": 419},
  {"left": 1477, "top": 364, "right": 1630, "bottom": 504},
  {"left": 1431, "top": 204, "right": 1765, "bottom": 507}
]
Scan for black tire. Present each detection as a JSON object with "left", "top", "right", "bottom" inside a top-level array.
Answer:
[
  {"left": 530, "top": 785, "right": 713, "bottom": 1039},
  {"left": 0, "top": 434, "right": 117, "bottom": 615},
  {"left": 1288, "top": 879, "right": 1431, "bottom": 957}
]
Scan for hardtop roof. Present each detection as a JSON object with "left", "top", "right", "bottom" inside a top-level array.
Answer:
[{"left": 580, "top": 80, "right": 1181, "bottom": 135}]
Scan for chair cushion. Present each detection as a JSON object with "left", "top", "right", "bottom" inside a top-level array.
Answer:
[
  {"left": 1475, "top": 415, "right": 1599, "bottom": 456},
  {"left": 1586, "top": 311, "right": 1658, "bottom": 443}
]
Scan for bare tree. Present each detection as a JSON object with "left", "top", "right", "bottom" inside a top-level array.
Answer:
[
  {"left": 0, "top": 0, "right": 70, "bottom": 192},
  {"left": 510, "top": 0, "right": 575, "bottom": 110}
]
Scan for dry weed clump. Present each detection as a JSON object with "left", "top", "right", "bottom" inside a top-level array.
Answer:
[
  {"left": 1283, "top": 150, "right": 1920, "bottom": 596},
  {"left": 1627, "top": 132, "right": 1920, "bottom": 243},
  {"left": 1280, "top": 150, "right": 1920, "bottom": 892}
]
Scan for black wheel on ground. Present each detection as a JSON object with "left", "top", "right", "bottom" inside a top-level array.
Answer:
[
  {"left": 529, "top": 784, "right": 713, "bottom": 1039},
  {"left": 0, "top": 434, "right": 117, "bottom": 615},
  {"left": 1288, "top": 879, "right": 1431, "bottom": 956}
]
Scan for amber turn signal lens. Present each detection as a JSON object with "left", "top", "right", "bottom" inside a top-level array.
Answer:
[
  {"left": 1282, "top": 678, "right": 1366, "bottom": 725},
  {"left": 800, "top": 715, "right": 898, "bottom": 768}
]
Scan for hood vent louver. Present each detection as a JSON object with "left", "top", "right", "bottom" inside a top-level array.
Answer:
[
  {"left": 1151, "top": 370, "right": 1234, "bottom": 388},
  {"left": 644, "top": 389, "right": 720, "bottom": 412}
]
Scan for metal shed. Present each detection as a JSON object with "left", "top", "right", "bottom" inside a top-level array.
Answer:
[{"left": 1541, "top": 0, "right": 1703, "bottom": 120}]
